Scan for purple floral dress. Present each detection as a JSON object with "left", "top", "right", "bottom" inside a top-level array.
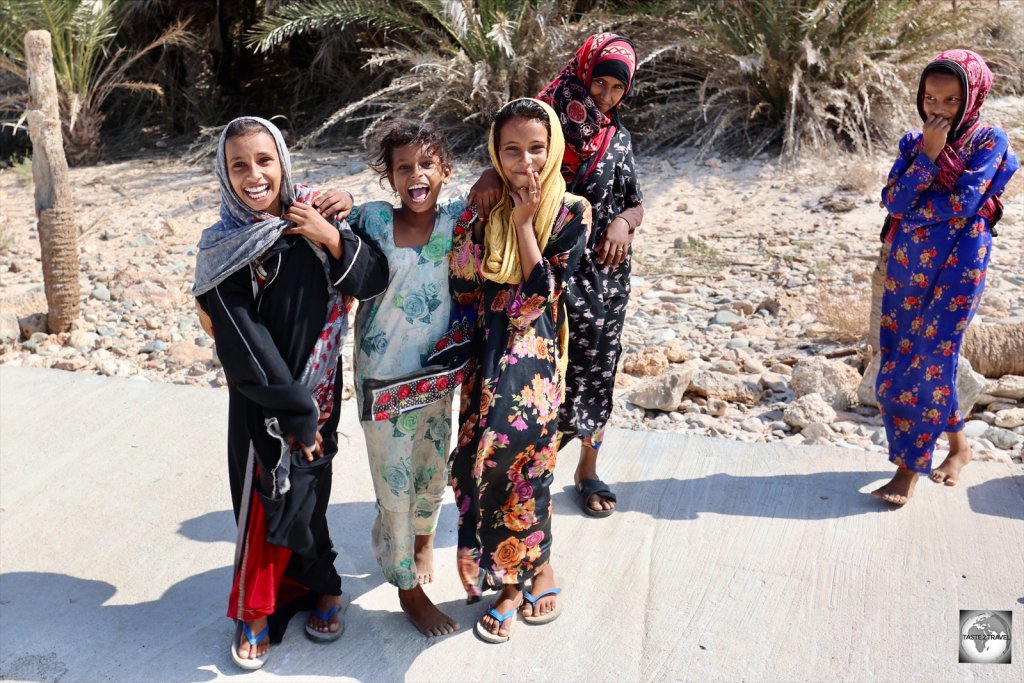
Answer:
[{"left": 449, "top": 197, "right": 590, "bottom": 596}]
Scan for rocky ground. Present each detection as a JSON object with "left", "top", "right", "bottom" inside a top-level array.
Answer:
[{"left": 2, "top": 98, "right": 1022, "bottom": 466}]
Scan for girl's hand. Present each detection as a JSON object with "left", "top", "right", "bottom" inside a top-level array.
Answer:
[
  {"left": 314, "top": 189, "right": 353, "bottom": 221},
  {"left": 510, "top": 169, "right": 541, "bottom": 231},
  {"left": 289, "top": 431, "right": 324, "bottom": 462},
  {"left": 283, "top": 201, "right": 343, "bottom": 259},
  {"left": 596, "top": 216, "right": 631, "bottom": 267},
  {"left": 921, "top": 114, "right": 951, "bottom": 162},
  {"left": 468, "top": 168, "right": 504, "bottom": 221}
]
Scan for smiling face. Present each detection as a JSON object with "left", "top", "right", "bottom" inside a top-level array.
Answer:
[
  {"left": 496, "top": 116, "right": 549, "bottom": 191},
  {"left": 589, "top": 75, "right": 627, "bottom": 115},
  {"left": 921, "top": 72, "right": 963, "bottom": 124},
  {"left": 225, "top": 131, "right": 283, "bottom": 216},
  {"left": 388, "top": 142, "right": 450, "bottom": 214}
]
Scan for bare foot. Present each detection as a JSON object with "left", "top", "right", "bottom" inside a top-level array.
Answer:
[
  {"left": 520, "top": 563, "right": 559, "bottom": 620},
  {"left": 478, "top": 585, "right": 522, "bottom": 639},
  {"left": 307, "top": 594, "right": 343, "bottom": 634},
  {"left": 399, "top": 585, "right": 459, "bottom": 637},
  {"left": 931, "top": 450, "right": 971, "bottom": 486},
  {"left": 576, "top": 445, "right": 615, "bottom": 513},
  {"left": 237, "top": 616, "right": 270, "bottom": 661},
  {"left": 870, "top": 468, "right": 918, "bottom": 505},
  {"left": 414, "top": 534, "right": 434, "bottom": 585}
]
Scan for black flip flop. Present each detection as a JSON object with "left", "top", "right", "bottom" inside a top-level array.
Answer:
[{"left": 576, "top": 478, "right": 617, "bottom": 518}]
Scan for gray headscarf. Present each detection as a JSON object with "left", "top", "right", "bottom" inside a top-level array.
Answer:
[{"left": 192, "top": 116, "right": 313, "bottom": 296}]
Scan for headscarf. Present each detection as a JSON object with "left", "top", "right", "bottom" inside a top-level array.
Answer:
[
  {"left": 538, "top": 33, "right": 637, "bottom": 182},
  {"left": 192, "top": 116, "right": 318, "bottom": 296},
  {"left": 482, "top": 98, "right": 567, "bottom": 285},
  {"left": 916, "top": 49, "right": 993, "bottom": 146}
]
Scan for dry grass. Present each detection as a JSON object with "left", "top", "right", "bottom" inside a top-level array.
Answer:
[{"left": 817, "top": 279, "right": 871, "bottom": 343}]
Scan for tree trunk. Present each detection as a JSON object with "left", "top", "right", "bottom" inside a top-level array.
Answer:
[{"left": 25, "top": 30, "right": 79, "bottom": 333}]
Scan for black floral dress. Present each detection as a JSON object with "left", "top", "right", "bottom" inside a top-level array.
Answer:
[
  {"left": 449, "top": 197, "right": 590, "bottom": 597},
  {"left": 557, "top": 125, "right": 643, "bottom": 443}
]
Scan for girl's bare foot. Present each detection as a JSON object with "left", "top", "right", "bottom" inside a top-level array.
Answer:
[
  {"left": 414, "top": 534, "right": 435, "bottom": 584},
  {"left": 520, "top": 563, "right": 559, "bottom": 619},
  {"left": 479, "top": 585, "right": 522, "bottom": 639},
  {"left": 931, "top": 431, "right": 972, "bottom": 485},
  {"left": 871, "top": 468, "right": 918, "bottom": 505},
  {"left": 237, "top": 616, "right": 270, "bottom": 661},
  {"left": 930, "top": 451, "right": 971, "bottom": 485},
  {"left": 307, "top": 594, "right": 343, "bottom": 634},
  {"left": 399, "top": 584, "right": 459, "bottom": 637}
]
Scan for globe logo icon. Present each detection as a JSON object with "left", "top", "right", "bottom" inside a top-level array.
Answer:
[{"left": 959, "top": 611, "right": 1012, "bottom": 664}]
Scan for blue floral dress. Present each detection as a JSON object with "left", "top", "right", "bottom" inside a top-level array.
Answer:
[{"left": 877, "top": 126, "right": 1018, "bottom": 473}]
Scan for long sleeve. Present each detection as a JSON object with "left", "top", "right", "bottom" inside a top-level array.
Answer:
[
  {"left": 201, "top": 267, "right": 320, "bottom": 448},
  {"left": 328, "top": 220, "right": 389, "bottom": 300},
  {"left": 881, "top": 132, "right": 938, "bottom": 216},
  {"left": 881, "top": 128, "right": 1016, "bottom": 226},
  {"left": 505, "top": 196, "right": 591, "bottom": 330}
]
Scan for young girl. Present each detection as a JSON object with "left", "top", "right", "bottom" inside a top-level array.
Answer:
[
  {"left": 872, "top": 50, "right": 1018, "bottom": 505},
  {"left": 449, "top": 98, "right": 591, "bottom": 642},
  {"left": 470, "top": 34, "right": 643, "bottom": 517},
  {"left": 192, "top": 117, "right": 387, "bottom": 668},
  {"left": 348, "top": 119, "right": 469, "bottom": 637}
]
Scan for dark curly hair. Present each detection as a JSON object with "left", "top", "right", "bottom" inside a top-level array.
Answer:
[
  {"left": 369, "top": 119, "right": 453, "bottom": 189},
  {"left": 491, "top": 99, "right": 551, "bottom": 148}
]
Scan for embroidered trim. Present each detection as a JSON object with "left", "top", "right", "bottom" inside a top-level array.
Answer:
[{"left": 361, "top": 358, "right": 473, "bottom": 422}]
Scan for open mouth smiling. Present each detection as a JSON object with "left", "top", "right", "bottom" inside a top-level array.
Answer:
[
  {"left": 244, "top": 183, "right": 271, "bottom": 201},
  {"left": 408, "top": 184, "right": 430, "bottom": 202}
]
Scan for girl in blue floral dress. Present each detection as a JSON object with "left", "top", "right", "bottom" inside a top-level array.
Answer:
[
  {"left": 872, "top": 49, "right": 1018, "bottom": 505},
  {"left": 449, "top": 98, "right": 590, "bottom": 642},
  {"left": 350, "top": 120, "right": 470, "bottom": 636}
]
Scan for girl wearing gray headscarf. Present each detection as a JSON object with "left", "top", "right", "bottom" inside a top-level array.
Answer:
[{"left": 193, "top": 117, "right": 387, "bottom": 669}]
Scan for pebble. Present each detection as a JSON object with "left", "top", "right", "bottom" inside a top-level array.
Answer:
[
  {"left": 91, "top": 285, "right": 112, "bottom": 301},
  {"left": 711, "top": 310, "right": 743, "bottom": 326}
]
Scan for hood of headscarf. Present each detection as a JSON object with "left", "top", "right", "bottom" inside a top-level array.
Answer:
[
  {"left": 538, "top": 33, "right": 637, "bottom": 171},
  {"left": 916, "top": 49, "right": 993, "bottom": 144},
  {"left": 192, "top": 116, "right": 316, "bottom": 296},
  {"left": 481, "top": 98, "right": 567, "bottom": 285}
]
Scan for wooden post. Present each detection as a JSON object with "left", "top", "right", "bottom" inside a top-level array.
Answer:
[{"left": 25, "top": 29, "right": 79, "bottom": 333}]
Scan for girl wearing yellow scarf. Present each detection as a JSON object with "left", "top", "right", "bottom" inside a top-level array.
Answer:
[{"left": 449, "top": 97, "right": 592, "bottom": 643}]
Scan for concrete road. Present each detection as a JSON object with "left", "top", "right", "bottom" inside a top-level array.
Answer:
[{"left": 1, "top": 366, "right": 1021, "bottom": 682}]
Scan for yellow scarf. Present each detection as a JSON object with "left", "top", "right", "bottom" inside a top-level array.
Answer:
[{"left": 482, "top": 98, "right": 567, "bottom": 285}]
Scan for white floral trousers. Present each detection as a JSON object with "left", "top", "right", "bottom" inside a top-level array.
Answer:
[{"left": 361, "top": 396, "right": 452, "bottom": 589}]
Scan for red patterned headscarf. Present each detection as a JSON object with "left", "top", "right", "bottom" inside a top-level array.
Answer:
[
  {"left": 538, "top": 33, "right": 637, "bottom": 182},
  {"left": 916, "top": 49, "right": 993, "bottom": 145}
]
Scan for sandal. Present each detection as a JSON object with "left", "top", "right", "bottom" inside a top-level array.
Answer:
[
  {"left": 576, "top": 478, "right": 617, "bottom": 518},
  {"left": 474, "top": 601, "right": 520, "bottom": 643},
  {"left": 305, "top": 597, "right": 346, "bottom": 643},
  {"left": 521, "top": 587, "right": 562, "bottom": 625},
  {"left": 230, "top": 620, "right": 269, "bottom": 670}
]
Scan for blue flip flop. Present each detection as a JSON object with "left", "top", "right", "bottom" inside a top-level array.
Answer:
[
  {"left": 522, "top": 587, "right": 562, "bottom": 624},
  {"left": 305, "top": 599, "right": 346, "bottom": 642},
  {"left": 230, "top": 620, "right": 269, "bottom": 670},
  {"left": 474, "top": 604, "right": 519, "bottom": 643}
]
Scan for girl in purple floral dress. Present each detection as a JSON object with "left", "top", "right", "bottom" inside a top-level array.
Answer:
[{"left": 449, "top": 98, "right": 590, "bottom": 642}]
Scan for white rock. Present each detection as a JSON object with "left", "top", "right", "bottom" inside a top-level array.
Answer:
[
  {"left": 624, "top": 362, "right": 699, "bottom": 412},
  {"left": 0, "top": 312, "right": 20, "bottom": 344},
  {"left": 993, "top": 408, "right": 1024, "bottom": 429},
  {"left": 988, "top": 375, "right": 1024, "bottom": 400},
  {"left": 792, "top": 357, "right": 860, "bottom": 410},
  {"left": 962, "top": 420, "right": 989, "bottom": 438},
  {"left": 784, "top": 393, "right": 838, "bottom": 429},
  {"left": 688, "top": 371, "right": 764, "bottom": 405},
  {"left": 801, "top": 422, "right": 835, "bottom": 444}
]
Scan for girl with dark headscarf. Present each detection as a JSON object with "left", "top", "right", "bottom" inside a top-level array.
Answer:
[
  {"left": 871, "top": 50, "right": 1018, "bottom": 505},
  {"left": 537, "top": 33, "right": 644, "bottom": 519}
]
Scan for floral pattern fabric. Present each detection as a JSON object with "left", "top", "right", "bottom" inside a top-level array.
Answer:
[
  {"left": 351, "top": 199, "right": 464, "bottom": 588},
  {"left": 449, "top": 197, "right": 590, "bottom": 596},
  {"left": 557, "top": 125, "right": 643, "bottom": 443},
  {"left": 877, "top": 126, "right": 1018, "bottom": 473}
]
